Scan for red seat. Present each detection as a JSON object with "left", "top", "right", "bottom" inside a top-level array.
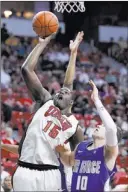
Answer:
[
  {"left": 116, "top": 156, "right": 121, "bottom": 166},
  {"left": 116, "top": 156, "right": 128, "bottom": 168},
  {"left": 3, "top": 161, "right": 17, "bottom": 175},
  {"left": 114, "top": 172, "right": 128, "bottom": 185},
  {"left": 74, "top": 114, "right": 83, "bottom": 120},
  {"left": 9, "top": 153, "right": 19, "bottom": 162},
  {"left": 84, "top": 114, "right": 93, "bottom": 120},
  {"left": 12, "top": 111, "right": 31, "bottom": 122}
]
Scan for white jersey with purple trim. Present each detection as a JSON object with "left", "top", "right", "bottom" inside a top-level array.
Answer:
[{"left": 19, "top": 100, "right": 78, "bottom": 166}]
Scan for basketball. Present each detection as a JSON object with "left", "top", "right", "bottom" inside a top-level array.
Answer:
[{"left": 32, "top": 11, "right": 59, "bottom": 38}]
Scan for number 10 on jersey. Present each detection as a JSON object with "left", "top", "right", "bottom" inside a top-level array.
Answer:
[{"left": 76, "top": 176, "right": 88, "bottom": 190}]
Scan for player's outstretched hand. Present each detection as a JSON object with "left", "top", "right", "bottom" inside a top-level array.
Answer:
[
  {"left": 70, "top": 31, "right": 84, "bottom": 53},
  {"left": 89, "top": 80, "right": 99, "bottom": 102},
  {"left": 55, "top": 144, "right": 69, "bottom": 153},
  {"left": 39, "top": 33, "right": 56, "bottom": 45}
]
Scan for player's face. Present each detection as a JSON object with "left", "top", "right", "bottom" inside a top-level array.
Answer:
[
  {"left": 3, "top": 176, "right": 12, "bottom": 190},
  {"left": 53, "top": 88, "right": 73, "bottom": 110},
  {"left": 92, "top": 124, "right": 106, "bottom": 139}
]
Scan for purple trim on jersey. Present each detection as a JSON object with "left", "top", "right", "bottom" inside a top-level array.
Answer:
[
  {"left": 71, "top": 141, "right": 116, "bottom": 192},
  {"left": 59, "top": 159, "right": 68, "bottom": 192}
]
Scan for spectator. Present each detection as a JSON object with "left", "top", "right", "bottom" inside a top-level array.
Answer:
[
  {"left": 4, "top": 127, "right": 15, "bottom": 144},
  {"left": 1, "top": 23, "right": 9, "bottom": 42},
  {"left": 73, "top": 73, "right": 83, "bottom": 91},
  {"left": 105, "top": 69, "right": 117, "bottom": 84},
  {"left": 57, "top": 48, "right": 69, "bottom": 64},
  {"left": 118, "top": 37, "right": 127, "bottom": 50},
  {"left": 1, "top": 58, "right": 11, "bottom": 89},
  {"left": 1, "top": 176, "right": 13, "bottom": 192},
  {"left": 78, "top": 67, "right": 89, "bottom": 84},
  {"left": 46, "top": 47, "right": 59, "bottom": 62},
  {"left": 73, "top": 95, "right": 86, "bottom": 115},
  {"left": 1, "top": 69, "right": 11, "bottom": 89},
  {"left": 108, "top": 37, "right": 114, "bottom": 57},
  {"left": 2, "top": 103, "right": 12, "bottom": 123},
  {"left": 48, "top": 76, "right": 61, "bottom": 93},
  {"left": 17, "top": 42, "right": 26, "bottom": 57},
  {"left": 1, "top": 163, "right": 10, "bottom": 184},
  {"left": 121, "top": 121, "right": 128, "bottom": 133},
  {"left": 93, "top": 73, "right": 106, "bottom": 87}
]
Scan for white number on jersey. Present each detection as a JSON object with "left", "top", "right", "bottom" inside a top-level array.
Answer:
[{"left": 76, "top": 176, "right": 88, "bottom": 190}]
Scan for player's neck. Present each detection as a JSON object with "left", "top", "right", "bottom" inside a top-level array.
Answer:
[
  {"left": 61, "top": 107, "right": 72, "bottom": 116},
  {"left": 93, "top": 139, "right": 105, "bottom": 149}
]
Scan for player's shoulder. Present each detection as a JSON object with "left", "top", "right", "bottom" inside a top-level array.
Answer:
[
  {"left": 40, "top": 98, "right": 54, "bottom": 107},
  {"left": 39, "top": 98, "right": 54, "bottom": 109},
  {"left": 76, "top": 140, "right": 92, "bottom": 151},
  {"left": 32, "top": 99, "right": 53, "bottom": 113},
  {"left": 71, "top": 114, "right": 78, "bottom": 120},
  {"left": 67, "top": 114, "right": 78, "bottom": 123}
]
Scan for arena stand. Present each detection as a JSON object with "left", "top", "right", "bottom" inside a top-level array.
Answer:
[{"left": 1, "top": 26, "right": 128, "bottom": 187}]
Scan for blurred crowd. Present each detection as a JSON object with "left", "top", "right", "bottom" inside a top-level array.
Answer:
[
  {"left": 1, "top": 24, "right": 128, "bottom": 190},
  {"left": 107, "top": 37, "right": 128, "bottom": 66}
]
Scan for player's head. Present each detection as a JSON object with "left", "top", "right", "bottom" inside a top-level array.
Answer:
[
  {"left": 92, "top": 123, "right": 122, "bottom": 143},
  {"left": 92, "top": 123, "right": 106, "bottom": 140},
  {"left": 2, "top": 176, "right": 12, "bottom": 190},
  {"left": 53, "top": 87, "right": 73, "bottom": 111}
]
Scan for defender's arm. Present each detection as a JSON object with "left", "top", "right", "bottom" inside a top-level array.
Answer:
[
  {"left": 89, "top": 80, "right": 118, "bottom": 163},
  {"left": 2, "top": 143, "right": 19, "bottom": 154},
  {"left": 94, "top": 98, "right": 118, "bottom": 157},
  {"left": 56, "top": 144, "right": 76, "bottom": 166}
]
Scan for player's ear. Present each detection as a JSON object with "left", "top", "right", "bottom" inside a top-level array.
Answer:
[{"left": 70, "top": 100, "right": 73, "bottom": 106}]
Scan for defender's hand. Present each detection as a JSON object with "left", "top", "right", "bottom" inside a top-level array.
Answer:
[
  {"left": 69, "top": 31, "right": 84, "bottom": 53},
  {"left": 55, "top": 144, "right": 69, "bottom": 153},
  {"left": 89, "top": 80, "right": 99, "bottom": 102}
]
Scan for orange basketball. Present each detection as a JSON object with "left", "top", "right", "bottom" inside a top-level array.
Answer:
[{"left": 32, "top": 11, "right": 59, "bottom": 38}]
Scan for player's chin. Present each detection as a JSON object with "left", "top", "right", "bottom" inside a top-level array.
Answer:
[
  {"left": 55, "top": 100, "right": 63, "bottom": 110},
  {"left": 92, "top": 133, "right": 100, "bottom": 138},
  {"left": 7, "top": 184, "right": 12, "bottom": 189}
]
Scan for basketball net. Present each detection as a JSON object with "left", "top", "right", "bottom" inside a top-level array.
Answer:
[{"left": 54, "top": 1, "right": 85, "bottom": 13}]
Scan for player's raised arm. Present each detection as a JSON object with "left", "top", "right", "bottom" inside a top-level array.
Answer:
[
  {"left": 63, "top": 31, "right": 84, "bottom": 90},
  {"left": 1, "top": 143, "right": 19, "bottom": 154},
  {"left": 21, "top": 35, "right": 54, "bottom": 104},
  {"left": 89, "top": 80, "right": 118, "bottom": 159}
]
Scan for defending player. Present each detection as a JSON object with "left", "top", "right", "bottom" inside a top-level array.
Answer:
[
  {"left": 57, "top": 80, "right": 119, "bottom": 191},
  {"left": 2, "top": 140, "right": 127, "bottom": 192},
  {"left": 12, "top": 32, "right": 84, "bottom": 191}
]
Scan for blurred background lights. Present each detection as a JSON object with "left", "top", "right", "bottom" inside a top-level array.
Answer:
[
  {"left": 23, "top": 12, "right": 34, "bottom": 19},
  {"left": 16, "top": 12, "right": 21, "bottom": 17},
  {"left": 4, "top": 10, "right": 12, "bottom": 18}
]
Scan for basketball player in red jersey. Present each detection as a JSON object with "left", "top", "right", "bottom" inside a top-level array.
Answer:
[{"left": 11, "top": 31, "right": 84, "bottom": 191}]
